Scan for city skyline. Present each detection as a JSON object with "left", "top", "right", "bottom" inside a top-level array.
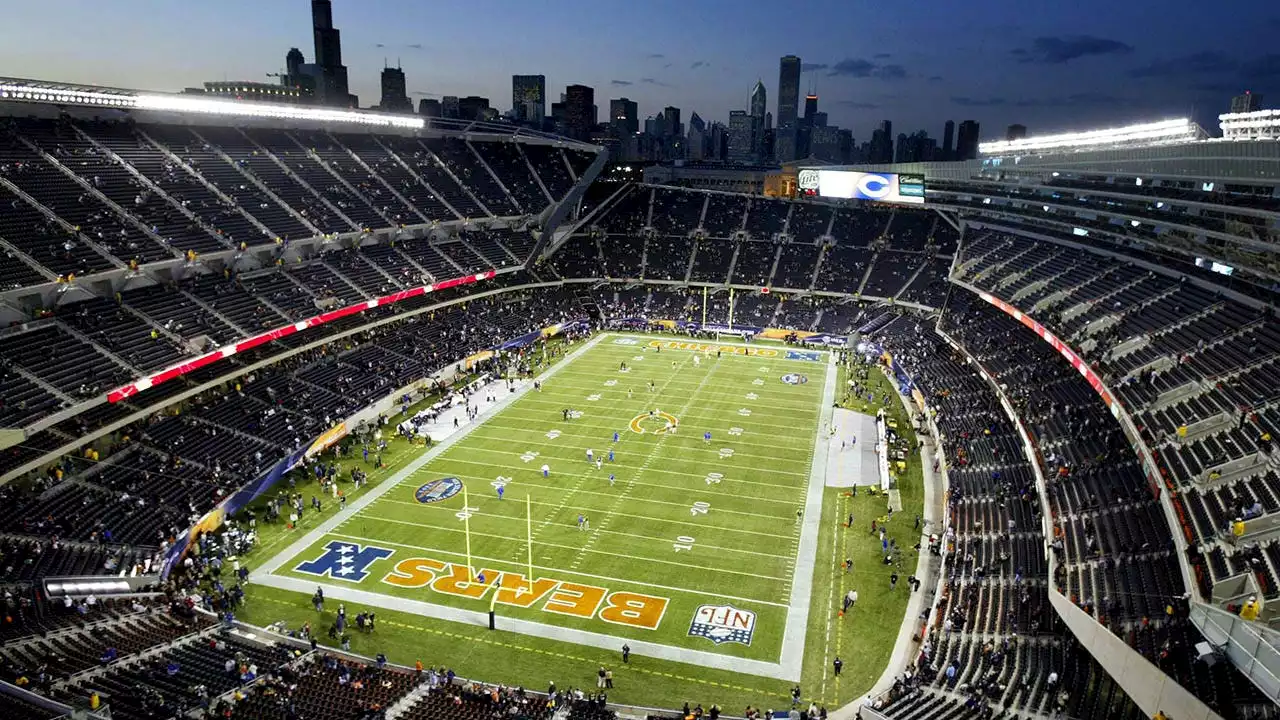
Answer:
[{"left": 2, "top": 0, "right": 1278, "bottom": 141}]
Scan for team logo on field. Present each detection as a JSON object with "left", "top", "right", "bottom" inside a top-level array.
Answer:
[
  {"left": 630, "top": 411, "right": 679, "bottom": 434},
  {"left": 415, "top": 477, "right": 463, "bottom": 504},
  {"left": 781, "top": 373, "right": 808, "bottom": 385},
  {"left": 785, "top": 350, "right": 821, "bottom": 362},
  {"left": 613, "top": 338, "right": 639, "bottom": 345},
  {"left": 295, "top": 541, "right": 394, "bottom": 582},
  {"left": 688, "top": 604, "right": 756, "bottom": 645}
]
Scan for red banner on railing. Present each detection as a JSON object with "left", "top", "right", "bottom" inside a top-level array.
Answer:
[{"left": 106, "top": 271, "right": 495, "bottom": 403}]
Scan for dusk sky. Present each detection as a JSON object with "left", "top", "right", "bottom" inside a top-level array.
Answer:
[{"left": 3, "top": 0, "right": 1278, "bottom": 142}]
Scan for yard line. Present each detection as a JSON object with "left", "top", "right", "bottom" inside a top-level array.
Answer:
[
  {"left": 514, "top": 395, "right": 821, "bottom": 420},
  {"left": 432, "top": 452, "right": 810, "bottom": 481},
  {"left": 321, "top": 531, "right": 788, "bottom": 608},
  {"left": 467, "top": 423, "right": 815, "bottom": 455},
  {"left": 433, "top": 470, "right": 803, "bottom": 505},
  {"left": 395, "top": 470, "right": 796, "bottom": 519},
  {"left": 371, "top": 497, "right": 789, "bottom": 539},
  {"left": 356, "top": 513, "right": 792, "bottom": 579}
]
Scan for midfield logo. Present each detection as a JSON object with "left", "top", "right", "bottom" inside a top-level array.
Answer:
[
  {"left": 415, "top": 477, "right": 463, "bottom": 504},
  {"left": 295, "top": 541, "right": 394, "bottom": 583},
  {"left": 781, "top": 373, "right": 809, "bottom": 385},
  {"left": 688, "top": 604, "right": 756, "bottom": 645}
]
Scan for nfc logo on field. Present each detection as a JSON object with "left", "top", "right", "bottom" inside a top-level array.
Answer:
[
  {"left": 688, "top": 604, "right": 756, "bottom": 645},
  {"left": 416, "top": 477, "right": 463, "bottom": 504},
  {"left": 613, "top": 338, "right": 639, "bottom": 345},
  {"left": 295, "top": 540, "right": 394, "bottom": 582}
]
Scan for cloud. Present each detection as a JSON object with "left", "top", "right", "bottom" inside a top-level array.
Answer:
[
  {"left": 873, "top": 53, "right": 892, "bottom": 59},
  {"left": 663, "top": 63, "right": 673, "bottom": 69},
  {"left": 408, "top": 43, "right": 424, "bottom": 50},
  {"left": 646, "top": 53, "right": 665, "bottom": 59},
  {"left": 827, "top": 58, "right": 906, "bottom": 79},
  {"left": 800, "top": 62, "right": 828, "bottom": 72},
  {"left": 951, "top": 96, "right": 1007, "bottom": 107},
  {"left": 410, "top": 90, "right": 438, "bottom": 97},
  {"left": 1012, "top": 35, "right": 1133, "bottom": 64},
  {"left": 876, "top": 64, "right": 907, "bottom": 80},
  {"left": 610, "top": 80, "right": 633, "bottom": 87},
  {"left": 375, "top": 43, "right": 385, "bottom": 48},
  {"left": 828, "top": 58, "right": 876, "bottom": 77},
  {"left": 1013, "top": 92, "right": 1125, "bottom": 108},
  {"left": 836, "top": 100, "right": 880, "bottom": 109},
  {"left": 927, "top": 75, "right": 944, "bottom": 82},
  {"left": 690, "top": 61, "right": 708, "bottom": 69},
  {"left": 640, "top": 78, "right": 671, "bottom": 87},
  {"left": 1241, "top": 53, "right": 1280, "bottom": 79},
  {"left": 1129, "top": 51, "right": 1237, "bottom": 78}
]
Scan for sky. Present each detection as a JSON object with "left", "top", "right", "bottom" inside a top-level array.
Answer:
[{"left": 2, "top": 0, "right": 1278, "bottom": 143}]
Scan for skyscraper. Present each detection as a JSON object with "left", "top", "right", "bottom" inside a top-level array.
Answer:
[
  {"left": 727, "top": 110, "right": 756, "bottom": 163},
  {"left": 282, "top": 47, "right": 315, "bottom": 100},
  {"left": 610, "top": 98, "right": 638, "bottom": 135},
  {"left": 1006, "top": 124, "right": 1027, "bottom": 141},
  {"left": 1231, "top": 91, "right": 1262, "bottom": 113},
  {"left": 309, "top": 0, "right": 353, "bottom": 107},
  {"left": 750, "top": 79, "right": 768, "bottom": 160},
  {"left": 564, "top": 84, "right": 595, "bottom": 141},
  {"left": 941, "top": 120, "right": 955, "bottom": 161},
  {"left": 286, "top": 48, "right": 305, "bottom": 78},
  {"left": 777, "top": 56, "right": 801, "bottom": 129},
  {"left": 750, "top": 79, "right": 767, "bottom": 121},
  {"left": 458, "top": 96, "right": 491, "bottom": 121},
  {"left": 512, "top": 75, "right": 546, "bottom": 125},
  {"left": 663, "top": 106, "right": 683, "bottom": 138},
  {"left": 777, "top": 55, "right": 801, "bottom": 162},
  {"left": 418, "top": 98, "right": 441, "bottom": 117},
  {"left": 441, "top": 96, "right": 460, "bottom": 119},
  {"left": 870, "top": 121, "right": 893, "bottom": 164},
  {"left": 956, "top": 120, "right": 981, "bottom": 160},
  {"left": 379, "top": 66, "right": 411, "bottom": 113}
]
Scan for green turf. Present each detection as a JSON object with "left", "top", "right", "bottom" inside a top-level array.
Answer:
[
  {"left": 227, "top": 334, "right": 924, "bottom": 712},
  {"left": 269, "top": 336, "right": 822, "bottom": 661}
]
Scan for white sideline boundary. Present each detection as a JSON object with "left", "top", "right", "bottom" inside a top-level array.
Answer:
[{"left": 256, "top": 332, "right": 829, "bottom": 681}]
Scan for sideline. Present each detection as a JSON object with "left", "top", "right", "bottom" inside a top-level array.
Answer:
[{"left": 777, "top": 349, "right": 836, "bottom": 679}]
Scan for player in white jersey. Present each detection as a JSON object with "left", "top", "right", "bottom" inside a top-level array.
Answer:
[{"left": 586, "top": 448, "right": 594, "bottom": 463}]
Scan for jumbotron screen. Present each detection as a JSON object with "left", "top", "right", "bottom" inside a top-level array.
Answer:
[{"left": 797, "top": 169, "right": 925, "bottom": 205}]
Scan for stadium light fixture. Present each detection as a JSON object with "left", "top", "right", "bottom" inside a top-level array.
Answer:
[
  {"left": 978, "top": 118, "right": 1196, "bottom": 155},
  {"left": 134, "top": 94, "right": 424, "bottom": 129},
  {"left": 1218, "top": 108, "right": 1280, "bottom": 140}
]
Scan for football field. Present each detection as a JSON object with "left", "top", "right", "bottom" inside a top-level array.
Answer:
[{"left": 256, "top": 333, "right": 832, "bottom": 679}]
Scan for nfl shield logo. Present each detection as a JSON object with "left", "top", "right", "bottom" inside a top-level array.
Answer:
[{"left": 688, "top": 604, "right": 756, "bottom": 645}]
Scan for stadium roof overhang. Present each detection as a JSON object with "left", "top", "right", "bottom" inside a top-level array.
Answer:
[{"left": 0, "top": 77, "right": 601, "bottom": 151}]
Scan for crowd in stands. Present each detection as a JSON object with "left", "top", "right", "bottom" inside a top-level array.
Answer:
[
  {"left": 862, "top": 311, "right": 1154, "bottom": 720},
  {"left": 955, "top": 232, "right": 1280, "bottom": 608},
  {"left": 553, "top": 185, "right": 955, "bottom": 308}
]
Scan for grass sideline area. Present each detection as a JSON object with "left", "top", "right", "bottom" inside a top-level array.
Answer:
[
  {"left": 795, "top": 355, "right": 926, "bottom": 707},
  {"left": 212, "top": 333, "right": 922, "bottom": 712}
]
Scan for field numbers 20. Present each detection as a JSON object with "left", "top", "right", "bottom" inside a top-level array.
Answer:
[{"left": 690, "top": 501, "right": 711, "bottom": 516}]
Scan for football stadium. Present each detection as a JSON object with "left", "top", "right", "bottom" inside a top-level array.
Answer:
[{"left": 0, "top": 2, "right": 1278, "bottom": 720}]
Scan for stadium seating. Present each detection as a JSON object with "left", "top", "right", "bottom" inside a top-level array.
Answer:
[
  {"left": 869, "top": 315, "right": 1151, "bottom": 720},
  {"left": 926, "top": 292, "right": 1273, "bottom": 718},
  {"left": 954, "top": 232, "right": 1280, "bottom": 605}
]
